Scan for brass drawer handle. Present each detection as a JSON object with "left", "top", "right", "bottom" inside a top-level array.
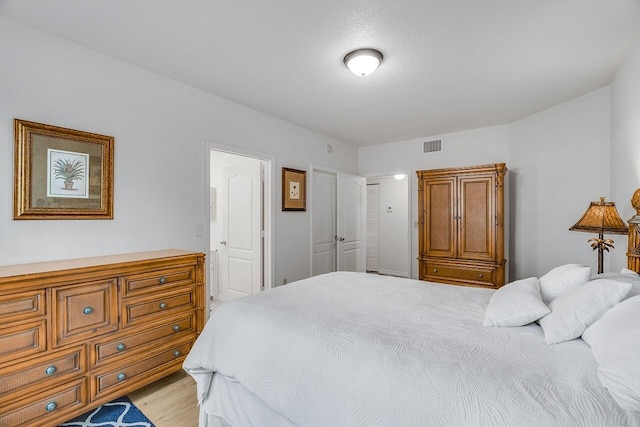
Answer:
[
  {"left": 45, "top": 366, "right": 57, "bottom": 375},
  {"left": 45, "top": 402, "right": 57, "bottom": 412},
  {"left": 433, "top": 269, "right": 438, "bottom": 273},
  {"left": 173, "top": 325, "right": 180, "bottom": 332},
  {"left": 116, "top": 343, "right": 126, "bottom": 351},
  {"left": 479, "top": 273, "right": 484, "bottom": 278},
  {"left": 173, "top": 350, "right": 180, "bottom": 357},
  {"left": 83, "top": 306, "right": 94, "bottom": 315},
  {"left": 117, "top": 373, "right": 126, "bottom": 381},
  {"left": 159, "top": 276, "right": 167, "bottom": 284},
  {"left": 159, "top": 302, "right": 167, "bottom": 310}
]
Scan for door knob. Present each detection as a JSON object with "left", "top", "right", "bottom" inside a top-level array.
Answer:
[
  {"left": 339, "top": 237, "right": 345, "bottom": 241},
  {"left": 219, "top": 241, "right": 227, "bottom": 245}
]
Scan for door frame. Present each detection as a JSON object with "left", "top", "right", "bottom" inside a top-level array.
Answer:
[
  {"left": 204, "top": 141, "right": 275, "bottom": 313},
  {"left": 363, "top": 171, "right": 413, "bottom": 279}
]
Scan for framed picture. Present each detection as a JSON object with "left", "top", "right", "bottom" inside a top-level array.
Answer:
[
  {"left": 282, "top": 167, "right": 306, "bottom": 211},
  {"left": 14, "top": 119, "right": 114, "bottom": 219}
]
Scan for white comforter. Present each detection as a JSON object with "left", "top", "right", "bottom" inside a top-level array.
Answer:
[{"left": 184, "top": 272, "right": 640, "bottom": 427}]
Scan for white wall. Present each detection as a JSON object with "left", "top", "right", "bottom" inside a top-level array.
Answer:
[
  {"left": 0, "top": 17, "right": 357, "bottom": 287},
  {"left": 610, "top": 42, "right": 640, "bottom": 258},
  {"left": 358, "top": 125, "right": 509, "bottom": 278},
  {"left": 509, "top": 87, "right": 611, "bottom": 278},
  {"left": 366, "top": 176, "right": 409, "bottom": 277}
]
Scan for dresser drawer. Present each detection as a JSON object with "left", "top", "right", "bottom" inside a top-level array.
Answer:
[
  {"left": 0, "top": 346, "right": 86, "bottom": 400},
  {"left": 0, "top": 377, "right": 87, "bottom": 427},
  {"left": 121, "top": 287, "right": 196, "bottom": 328},
  {"left": 121, "top": 265, "right": 196, "bottom": 298},
  {"left": 422, "top": 260, "right": 495, "bottom": 286},
  {"left": 0, "top": 319, "right": 46, "bottom": 366},
  {"left": 91, "top": 337, "right": 193, "bottom": 400},
  {"left": 53, "top": 279, "right": 118, "bottom": 348},
  {"left": 0, "top": 290, "right": 46, "bottom": 323},
  {"left": 91, "top": 312, "right": 196, "bottom": 367}
]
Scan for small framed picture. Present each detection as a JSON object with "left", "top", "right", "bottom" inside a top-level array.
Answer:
[
  {"left": 282, "top": 167, "right": 306, "bottom": 211},
  {"left": 14, "top": 119, "right": 114, "bottom": 219}
]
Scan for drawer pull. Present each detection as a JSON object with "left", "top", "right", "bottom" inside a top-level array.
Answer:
[
  {"left": 117, "top": 373, "right": 126, "bottom": 381},
  {"left": 116, "top": 343, "right": 126, "bottom": 351},
  {"left": 173, "top": 350, "right": 180, "bottom": 357},
  {"left": 159, "top": 302, "right": 167, "bottom": 310},
  {"left": 479, "top": 273, "right": 484, "bottom": 278},
  {"left": 45, "top": 402, "right": 57, "bottom": 412},
  {"left": 45, "top": 365, "right": 57, "bottom": 375},
  {"left": 83, "top": 306, "right": 94, "bottom": 315},
  {"left": 173, "top": 325, "right": 180, "bottom": 332},
  {"left": 159, "top": 276, "right": 167, "bottom": 284},
  {"left": 433, "top": 269, "right": 438, "bottom": 273}
]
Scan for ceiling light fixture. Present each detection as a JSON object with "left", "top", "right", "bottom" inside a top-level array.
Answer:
[{"left": 343, "top": 48, "right": 383, "bottom": 77}]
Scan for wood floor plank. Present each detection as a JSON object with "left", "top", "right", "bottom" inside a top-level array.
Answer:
[{"left": 129, "top": 370, "right": 199, "bottom": 427}]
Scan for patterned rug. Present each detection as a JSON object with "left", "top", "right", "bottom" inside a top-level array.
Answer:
[{"left": 58, "top": 396, "right": 155, "bottom": 427}]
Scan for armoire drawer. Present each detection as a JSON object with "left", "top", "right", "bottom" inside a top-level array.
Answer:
[
  {"left": 121, "top": 287, "right": 196, "bottom": 328},
  {"left": 91, "top": 337, "right": 193, "bottom": 400},
  {"left": 0, "top": 290, "right": 46, "bottom": 323},
  {"left": 53, "top": 279, "right": 118, "bottom": 347},
  {"left": 422, "top": 261, "right": 495, "bottom": 286},
  {"left": 0, "top": 346, "right": 86, "bottom": 400},
  {"left": 121, "top": 265, "right": 196, "bottom": 298},
  {"left": 0, "top": 377, "right": 87, "bottom": 427},
  {"left": 91, "top": 313, "right": 195, "bottom": 367},
  {"left": 0, "top": 319, "right": 47, "bottom": 366}
]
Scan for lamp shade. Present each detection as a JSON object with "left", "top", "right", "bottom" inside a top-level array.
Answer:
[
  {"left": 569, "top": 197, "right": 628, "bottom": 235},
  {"left": 343, "top": 48, "right": 383, "bottom": 77}
]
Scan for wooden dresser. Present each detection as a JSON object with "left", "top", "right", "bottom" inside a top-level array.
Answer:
[
  {"left": 0, "top": 250, "right": 205, "bottom": 427},
  {"left": 417, "top": 163, "right": 507, "bottom": 288}
]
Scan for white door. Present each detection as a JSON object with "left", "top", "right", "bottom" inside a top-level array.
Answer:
[
  {"left": 337, "top": 172, "right": 366, "bottom": 272},
  {"left": 312, "top": 171, "right": 337, "bottom": 276},
  {"left": 218, "top": 161, "right": 262, "bottom": 301}
]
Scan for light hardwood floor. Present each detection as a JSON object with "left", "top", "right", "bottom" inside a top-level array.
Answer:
[{"left": 129, "top": 370, "right": 199, "bottom": 427}]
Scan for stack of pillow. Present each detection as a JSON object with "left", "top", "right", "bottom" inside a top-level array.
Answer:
[{"left": 483, "top": 264, "right": 640, "bottom": 412}]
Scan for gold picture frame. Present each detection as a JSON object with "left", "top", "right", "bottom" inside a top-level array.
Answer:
[
  {"left": 14, "top": 119, "right": 114, "bottom": 220},
  {"left": 282, "top": 167, "right": 306, "bottom": 211}
]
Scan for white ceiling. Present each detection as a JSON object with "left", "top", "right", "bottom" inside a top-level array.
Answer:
[{"left": 1, "top": 0, "right": 639, "bottom": 147}]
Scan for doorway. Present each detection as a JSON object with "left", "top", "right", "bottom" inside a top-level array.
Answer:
[
  {"left": 365, "top": 174, "right": 410, "bottom": 278},
  {"left": 205, "top": 143, "right": 274, "bottom": 304}
]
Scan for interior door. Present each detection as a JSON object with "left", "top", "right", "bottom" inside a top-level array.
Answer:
[
  {"left": 337, "top": 172, "right": 366, "bottom": 272},
  {"left": 218, "top": 161, "right": 262, "bottom": 301},
  {"left": 312, "top": 170, "right": 337, "bottom": 276}
]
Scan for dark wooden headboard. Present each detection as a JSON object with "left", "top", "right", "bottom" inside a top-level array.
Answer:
[{"left": 627, "top": 188, "right": 640, "bottom": 273}]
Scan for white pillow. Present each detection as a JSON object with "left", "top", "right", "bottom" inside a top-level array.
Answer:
[
  {"left": 538, "top": 264, "right": 591, "bottom": 303},
  {"left": 483, "top": 278, "right": 550, "bottom": 327},
  {"left": 593, "top": 269, "right": 640, "bottom": 300},
  {"left": 582, "top": 295, "right": 640, "bottom": 411},
  {"left": 538, "top": 279, "right": 631, "bottom": 344}
]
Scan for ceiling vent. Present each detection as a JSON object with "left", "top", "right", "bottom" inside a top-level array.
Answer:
[{"left": 423, "top": 139, "right": 442, "bottom": 153}]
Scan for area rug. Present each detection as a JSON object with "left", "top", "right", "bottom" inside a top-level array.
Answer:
[{"left": 58, "top": 396, "right": 155, "bottom": 427}]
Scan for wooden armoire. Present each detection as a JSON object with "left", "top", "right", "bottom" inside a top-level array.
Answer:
[{"left": 417, "top": 163, "right": 507, "bottom": 288}]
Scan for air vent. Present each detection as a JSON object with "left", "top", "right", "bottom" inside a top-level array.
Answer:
[{"left": 423, "top": 139, "right": 442, "bottom": 153}]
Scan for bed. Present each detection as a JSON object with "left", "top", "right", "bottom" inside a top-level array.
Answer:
[{"left": 184, "top": 193, "right": 640, "bottom": 427}]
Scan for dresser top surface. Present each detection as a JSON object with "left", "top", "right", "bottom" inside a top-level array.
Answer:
[{"left": 0, "top": 249, "right": 202, "bottom": 280}]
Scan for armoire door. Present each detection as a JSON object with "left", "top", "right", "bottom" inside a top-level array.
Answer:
[
  {"left": 423, "top": 177, "right": 456, "bottom": 258},
  {"left": 457, "top": 174, "right": 495, "bottom": 261}
]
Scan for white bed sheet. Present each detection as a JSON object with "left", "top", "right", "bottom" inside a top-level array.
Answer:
[{"left": 184, "top": 272, "right": 640, "bottom": 427}]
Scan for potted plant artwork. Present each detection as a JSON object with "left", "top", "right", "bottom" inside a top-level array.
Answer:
[{"left": 52, "top": 158, "right": 85, "bottom": 190}]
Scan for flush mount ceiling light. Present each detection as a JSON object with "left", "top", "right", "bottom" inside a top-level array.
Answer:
[{"left": 343, "top": 48, "right": 383, "bottom": 77}]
